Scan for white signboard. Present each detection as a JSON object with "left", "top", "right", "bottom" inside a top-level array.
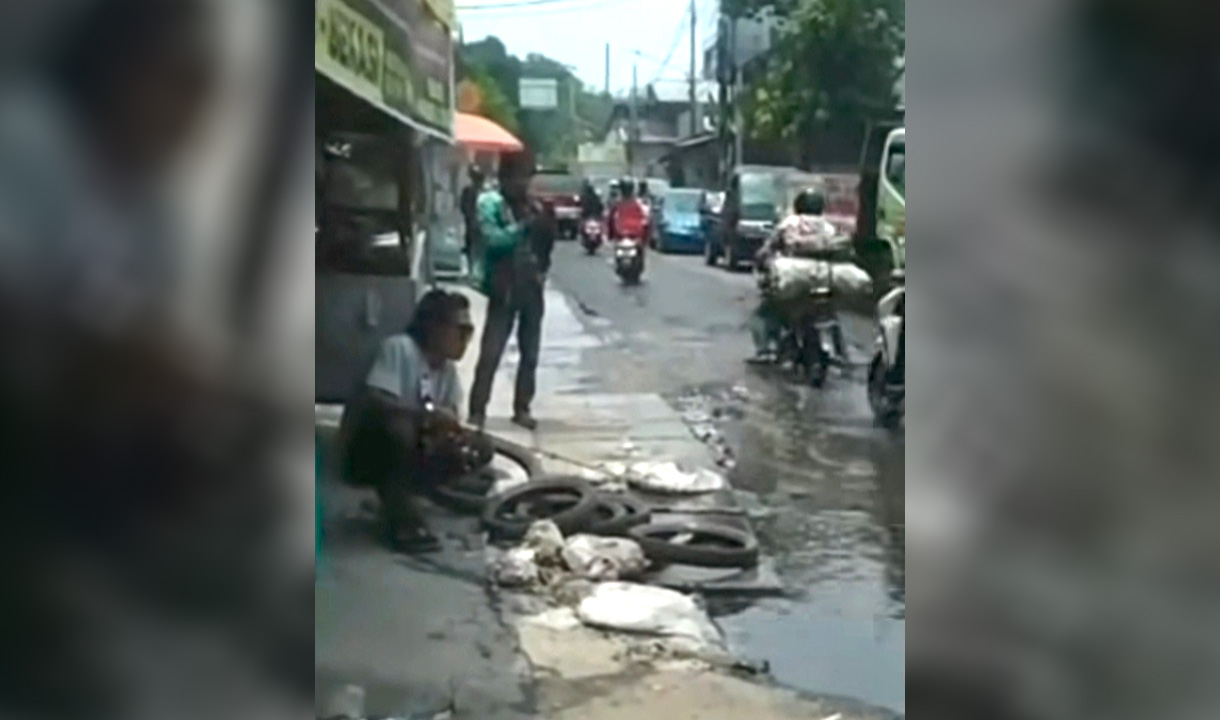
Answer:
[{"left": 519, "top": 78, "right": 559, "bottom": 110}]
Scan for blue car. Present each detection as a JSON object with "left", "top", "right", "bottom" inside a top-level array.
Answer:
[{"left": 655, "top": 188, "right": 708, "bottom": 254}]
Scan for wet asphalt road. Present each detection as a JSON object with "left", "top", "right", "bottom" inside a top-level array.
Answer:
[{"left": 547, "top": 240, "right": 906, "bottom": 714}]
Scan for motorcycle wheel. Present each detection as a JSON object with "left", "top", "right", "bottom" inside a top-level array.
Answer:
[{"left": 801, "top": 321, "right": 829, "bottom": 387}]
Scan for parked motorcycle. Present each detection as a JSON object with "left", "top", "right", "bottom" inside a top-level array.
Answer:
[
  {"left": 613, "top": 239, "right": 645, "bottom": 284},
  {"left": 868, "top": 270, "right": 904, "bottom": 426},
  {"left": 580, "top": 217, "right": 604, "bottom": 255}
]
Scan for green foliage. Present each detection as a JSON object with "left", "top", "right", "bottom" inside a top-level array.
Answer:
[
  {"left": 463, "top": 63, "right": 520, "bottom": 135},
  {"left": 739, "top": 0, "right": 904, "bottom": 151},
  {"left": 458, "top": 37, "right": 608, "bottom": 164}
]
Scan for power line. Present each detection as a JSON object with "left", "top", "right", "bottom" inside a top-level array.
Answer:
[
  {"left": 456, "top": 0, "right": 637, "bottom": 13},
  {"left": 648, "top": 6, "right": 692, "bottom": 85}
]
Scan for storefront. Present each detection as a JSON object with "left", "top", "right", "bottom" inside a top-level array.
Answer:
[{"left": 315, "top": 0, "right": 456, "bottom": 402}]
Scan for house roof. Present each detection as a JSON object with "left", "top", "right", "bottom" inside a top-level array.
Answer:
[{"left": 646, "top": 81, "right": 718, "bottom": 105}]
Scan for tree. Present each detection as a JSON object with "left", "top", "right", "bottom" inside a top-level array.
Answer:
[
  {"left": 458, "top": 63, "right": 520, "bottom": 135},
  {"left": 734, "top": 0, "right": 904, "bottom": 165},
  {"left": 457, "top": 36, "right": 613, "bottom": 165}
]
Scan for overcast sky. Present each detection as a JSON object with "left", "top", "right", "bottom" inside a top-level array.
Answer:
[{"left": 457, "top": 0, "right": 717, "bottom": 97}]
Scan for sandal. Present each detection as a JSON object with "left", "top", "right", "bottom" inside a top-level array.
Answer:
[{"left": 388, "top": 525, "right": 442, "bottom": 554}]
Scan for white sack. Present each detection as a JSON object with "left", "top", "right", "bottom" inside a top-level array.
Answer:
[
  {"left": 561, "top": 534, "right": 648, "bottom": 581},
  {"left": 577, "top": 582, "right": 721, "bottom": 646},
  {"left": 627, "top": 461, "right": 727, "bottom": 495}
]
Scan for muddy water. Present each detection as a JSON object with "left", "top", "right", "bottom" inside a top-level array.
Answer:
[{"left": 672, "top": 376, "right": 905, "bottom": 715}]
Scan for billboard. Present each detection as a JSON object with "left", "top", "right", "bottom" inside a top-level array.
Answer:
[
  {"left": 519, "top": 78, "right": 559, "bottom": 110},
  {"left": 315, "top": 0, "right": 454, "bottom": 137}
]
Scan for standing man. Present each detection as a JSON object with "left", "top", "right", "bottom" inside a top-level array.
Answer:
[
  {"left": 468, "top": 152, "right": 554, "bottom": 430},
  {"left": 459, "top": 166, "right": 485, "bottom": 268}
]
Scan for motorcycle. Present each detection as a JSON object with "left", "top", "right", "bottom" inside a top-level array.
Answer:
[
  {"left": 580, "top": 217, "right": 604, "bottom": 255},
  {"left": 775, "top": 262, "right": 847, "bottom": 388},
  {"left": 868, "top": 269, "right": 905, "bottom": 426},
  {"left": 613, "top": 238, "right": 645, "bottom": 284}
]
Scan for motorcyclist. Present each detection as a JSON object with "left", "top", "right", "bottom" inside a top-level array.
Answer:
[
  {"left": 579, "top": 179, "right": 604, "bottom": 220},
  {"left": 757, "top": 188, "right": 838, "bottom": 263},
  {"left": 749, "top": 188, "right": 838, "bottom": 364},
  {"left": 608, "top": 177, "right": 647, "bottom": 241}
]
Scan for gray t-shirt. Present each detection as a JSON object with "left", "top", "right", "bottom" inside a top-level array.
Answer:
[{"left": 365, "top": 334, "right": 462, "bottom": 415}]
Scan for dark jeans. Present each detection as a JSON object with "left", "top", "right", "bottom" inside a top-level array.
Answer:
[
  {"left": 469, "top": 280, "right": 545, "bottom": 418},
  {"left": 346, "top": 399, "right": 463, "bottom": 537}
]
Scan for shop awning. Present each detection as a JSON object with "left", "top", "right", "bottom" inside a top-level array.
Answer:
[{"left": 455, "top": 112, "right": 524, "bottom": 152}]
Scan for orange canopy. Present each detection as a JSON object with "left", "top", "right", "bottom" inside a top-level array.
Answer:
[{"left": 454, "top": 112, "right": 524, "bottom": 152}]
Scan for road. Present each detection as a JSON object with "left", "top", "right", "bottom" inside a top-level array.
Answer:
[{"left": 547, "top": 240, "right": 906, "bottom": 714}]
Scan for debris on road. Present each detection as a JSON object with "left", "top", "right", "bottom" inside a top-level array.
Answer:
[
  {"left": 523, "top": 519, "right": 565, "bottom": 564},
  {"left": 576, "top": 582, "right": 723, "bottom": 647},
  {"left": 562, "top": 534, "right": 648, "bottom": 581},
  {"left": 491, "top": 546, "right": 541, "bottom": 588},
  {"left": 626, "top": 461, "right": 728, "bottom": 494}
]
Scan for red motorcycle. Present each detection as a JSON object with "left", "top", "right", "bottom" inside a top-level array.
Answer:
[
  {"left": 610, "top": 210, "right": 648, "bottom": 284},
  {"left": 580, "top": 217, "right": 604, "bottom": 255}
]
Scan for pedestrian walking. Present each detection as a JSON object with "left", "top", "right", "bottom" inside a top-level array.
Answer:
[{"left": 467, "top": 151, "right": 554, "bottom": 430}]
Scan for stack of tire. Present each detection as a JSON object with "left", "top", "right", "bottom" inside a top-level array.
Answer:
[{"left": 435, "top": 447, "right": 759, "bottom": 569}]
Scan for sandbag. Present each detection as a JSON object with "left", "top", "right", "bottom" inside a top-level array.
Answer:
[
  {"left": 831, "top": 261, "right": 873, "bottom": 296},
  {"left": 764, "top": 256, "right": 829, "bottom": 304},
  {"left": 576, "top": 582, "right": 722, "bottom": 646},
  {"left": 763, "top": 257, "right": 872, "bottom": 304}
]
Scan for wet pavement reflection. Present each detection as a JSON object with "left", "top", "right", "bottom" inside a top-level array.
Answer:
[
  {"left": 547, "top": 244, "right": 904, "bottom": 714},
  {"left": 672, "top": 378, "right": 905, "bottom": 714}
]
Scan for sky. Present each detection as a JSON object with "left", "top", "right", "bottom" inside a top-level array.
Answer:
[{"left": 457, "top": 0, "right": 718, "bottom": 98}]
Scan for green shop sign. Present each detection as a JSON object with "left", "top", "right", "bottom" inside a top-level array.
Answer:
[{"left": 316, "top": 0, "right": 454, "bottom": 138}]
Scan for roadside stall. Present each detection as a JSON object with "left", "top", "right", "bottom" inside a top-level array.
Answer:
[{"left": 315, "top": 0, "right": 456, "bottom": 403}]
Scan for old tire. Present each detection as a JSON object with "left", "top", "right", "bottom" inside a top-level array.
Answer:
[
  {"left": 487, "top": 433, "right": 543, "bottom": 477},
  {"left": 586, "top": 494, "right": 652, "bottom": 536},
  {"left": 429, "top": 433, "right": 541, "bottom": 514},
  {"left": 429, "top": 468, "right": 496, "bottom": 514},
  {"left": 629, "top": 520, "right": 760, "bottom": 569},
  {"left": 482, "top": 476, "right": 599, "bottom": 541}
]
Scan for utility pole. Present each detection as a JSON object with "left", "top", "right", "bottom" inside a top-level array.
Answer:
[
  {"left": 732, "top": 17, "right": 743, "bottom": 169},
  {"left": 629, "top": 61, "right": 639, "bottom": 176},
  {"left": 689, "top": 0, "right": 698, "bottom": 138},
  {"left": 570, "top": 75, "right": 579, "bottom": 160},
  {"left": 717, "top": 14, "right": 729, "bottom": 184},
  {"left": 604, "top": 43, "right": 611, "bottom": 96}
]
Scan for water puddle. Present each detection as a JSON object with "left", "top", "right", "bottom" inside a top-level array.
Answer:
[{"left": 667, "top": 379, "right": 905, "bottom": 714}]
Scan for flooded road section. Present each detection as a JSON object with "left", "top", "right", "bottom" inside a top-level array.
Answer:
[
  {"left": 675, "top": 380, "right": 905, "bottom": 715},
  {"left": 547, "top": 243, "right": 905, "bottom": 715}
]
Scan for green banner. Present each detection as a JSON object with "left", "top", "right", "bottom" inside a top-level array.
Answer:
[{"left": 316, "top": 0, "right": 453, "bottom": 137}]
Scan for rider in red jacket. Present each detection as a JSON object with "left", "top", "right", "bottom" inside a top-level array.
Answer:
[{"left": 608, "top": 178, "right": 648, "bottom": 241}]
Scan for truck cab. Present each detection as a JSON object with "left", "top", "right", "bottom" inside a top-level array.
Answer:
[{"left": 852, "top": 120, "right": 906, "bottom": 289}]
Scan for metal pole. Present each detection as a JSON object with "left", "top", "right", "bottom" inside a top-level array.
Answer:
[
  {"left": 605, "top": 43, "right": 611, "bottom": 96},
  {"left": 689, "top": 0, "right": 698, "bottom": 138},
  {"left": 630, "top": 62, "right": 639, "bottom": 175},
  {"left": 732, "top": 18, "right": 743, "bottom": 168},
  {"left": 570, "top": 75, "right": 578, "bottom": 157},
  {"left": 717, "top": 14, "right": 728, "bottom": 184}
]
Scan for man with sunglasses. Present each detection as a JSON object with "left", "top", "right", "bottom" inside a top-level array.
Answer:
[{"left": 343, "top": 290, "right": 477, "bottom": 552}]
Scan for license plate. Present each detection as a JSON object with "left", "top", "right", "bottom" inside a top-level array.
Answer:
[{"left": 555, "top": 207, "right": 580, "bottom": 219}]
